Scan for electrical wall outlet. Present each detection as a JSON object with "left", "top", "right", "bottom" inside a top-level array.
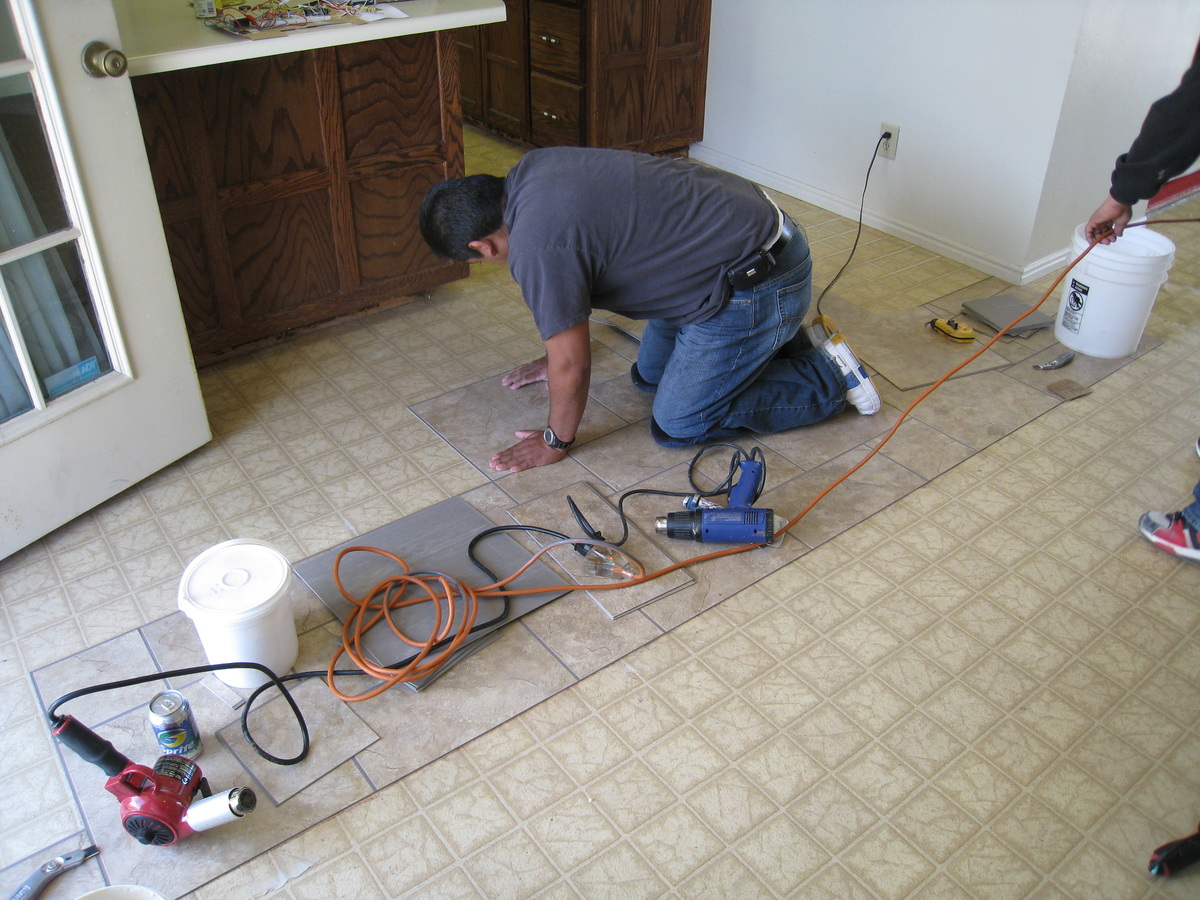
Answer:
[{"left": 878, "top": 122, "right": 900, "bottom": 160}]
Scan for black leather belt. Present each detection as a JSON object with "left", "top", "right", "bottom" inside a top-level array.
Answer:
[
  {"left": 726, "top": 213, "right": 798, "bottom": 291},
  {"left": 766, "top": 214, "right": 796, "bottom": 257}
]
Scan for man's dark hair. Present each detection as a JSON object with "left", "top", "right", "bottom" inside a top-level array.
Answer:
[{"left": 418, "top": 174, "right": 506, "bottom": 260}]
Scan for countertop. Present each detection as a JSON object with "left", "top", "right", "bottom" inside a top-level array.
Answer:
[{"left": 115, "top": 0, "right": 505, "bottom": 75}]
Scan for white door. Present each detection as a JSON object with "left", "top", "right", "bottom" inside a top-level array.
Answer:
[{"left": 0, "top": 0, "right": 209, "bottom": 559}]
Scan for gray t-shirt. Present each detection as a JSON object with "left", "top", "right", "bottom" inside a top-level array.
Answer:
[{"left": 503, "top": 148, "right": 776, "bottom": 340}]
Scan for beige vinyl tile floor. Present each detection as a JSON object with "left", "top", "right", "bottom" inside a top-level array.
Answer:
[{"left": 3, "top": 127, "right": 1200, "bottom": 898}]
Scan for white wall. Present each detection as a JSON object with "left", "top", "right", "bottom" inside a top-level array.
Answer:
[
  {"left": 1030, "top": 0, "right": 1200, "bottom": 268},
  {"left": 693, "top": 0, "right": 1200, "bottom": 283}
]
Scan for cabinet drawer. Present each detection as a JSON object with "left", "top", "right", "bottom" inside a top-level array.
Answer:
[
  {"left": 529, "top": 0, "right": 582, "bottom": 82},
  {"left": 530, "top": 72, "right": 581, "bottom": 145}
]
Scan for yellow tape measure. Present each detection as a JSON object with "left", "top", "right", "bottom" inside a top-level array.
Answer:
[{"left": 926, "top": 317, "right": 976, "bottom": 342}]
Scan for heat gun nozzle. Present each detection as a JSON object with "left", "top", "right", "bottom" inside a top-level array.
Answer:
[{"left": 185, "top": 787, "right": 258, "bottom": 832}]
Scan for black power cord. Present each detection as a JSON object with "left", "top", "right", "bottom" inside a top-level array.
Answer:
[
  {"left": 814, "top": 131, "right": 890, "bottom": 318},
  {"left": 48, "top": 661, "right": 312, "bottom": 766}
]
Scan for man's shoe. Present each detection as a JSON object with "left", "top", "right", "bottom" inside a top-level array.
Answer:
[
  {"left": 1139, "top": 510, "right": 1200, "bottom": 561},
  {"left": 630, "top": 362, "right": 657, "bottom": 394},
  {"left": 824, "top": 334, "right": 881, "bottom": 415}
]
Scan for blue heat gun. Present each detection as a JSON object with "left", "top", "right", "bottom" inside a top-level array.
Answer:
[{"left": 654, "top": 459, "right": 774, "bottom": 544}]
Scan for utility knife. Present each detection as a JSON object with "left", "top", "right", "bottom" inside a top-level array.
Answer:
[
  {"left": 7, "top": 846, "right": 98, "bottom": 900},
  {"left": 1033, "top": 350, "right": 1075, "bottom": 370}
]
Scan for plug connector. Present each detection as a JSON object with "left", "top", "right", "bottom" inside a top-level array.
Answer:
[
  {"left": 582, "top": 547, "right": 637, "bottom": 580},
  {"left": 878, "top": 122, "right": 900, "bottom": 160}
]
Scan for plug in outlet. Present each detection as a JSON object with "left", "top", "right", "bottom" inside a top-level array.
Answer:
[{"left": 878, "top": 122, "right": 900, "bottom": 160}]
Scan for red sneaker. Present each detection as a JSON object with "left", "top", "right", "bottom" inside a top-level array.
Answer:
[{"left": 1139, "top": 511, "right": 1200, "bottom": 561}]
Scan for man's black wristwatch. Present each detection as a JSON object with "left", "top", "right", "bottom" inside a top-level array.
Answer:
[{"left": 543, "top": 426, "right": 574, "bottom": 452}]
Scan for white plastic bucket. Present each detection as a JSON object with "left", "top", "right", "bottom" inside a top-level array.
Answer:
[
  {"left": 179, "top": 539, "right": 299, "bottom": 689},
  {"left": 1054, "top": 223, "right": 1174, "bottom": 358},
  {"left": 75, "top": 888, "right": 167, "bottom": 900}
]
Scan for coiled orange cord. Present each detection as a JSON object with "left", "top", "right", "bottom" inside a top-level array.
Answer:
[
  {"left": 327, "top": 546, "right": 481, "bottom": 699},
  {"left": 326, "top": 539, "right": 648, "bottom": 699}
]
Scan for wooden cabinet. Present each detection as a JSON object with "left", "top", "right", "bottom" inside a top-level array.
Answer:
[
  {"left": 461, "top": 0, "right": 710, "bottom": 156},
  {"left": 458, "top": 0, "right": 531, "bottom": 141},
  {"left": 130, "top": 32, "right": 467, "bottom": 365}
]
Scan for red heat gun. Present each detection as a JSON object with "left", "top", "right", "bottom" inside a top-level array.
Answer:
[{"left": 52, "top": 714, "right": 256, "bottom": 846}]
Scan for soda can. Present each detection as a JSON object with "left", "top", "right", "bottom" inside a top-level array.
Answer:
[{"left": 148, "top": 689, "right": 203, "bottom": 759}]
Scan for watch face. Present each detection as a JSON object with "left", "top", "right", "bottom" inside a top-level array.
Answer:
[{"left": 544, "top": 427, "right": 570, "bottom": 450}]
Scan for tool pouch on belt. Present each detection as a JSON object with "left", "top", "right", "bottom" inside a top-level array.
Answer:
[
  {"left": 726, "top": 248, "right": 777, "bottom": 292},
  {"left": 726, "top": 211, "right": 796, "bottom": 292}
]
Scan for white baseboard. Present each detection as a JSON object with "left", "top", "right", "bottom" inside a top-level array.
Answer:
[{"left": 690, "top": 144, "right": 1070, "bottom": 286}]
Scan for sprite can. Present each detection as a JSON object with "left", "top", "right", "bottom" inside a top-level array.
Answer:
[{"left": 148, "top": 689, "right": 202, "bottom": 759}]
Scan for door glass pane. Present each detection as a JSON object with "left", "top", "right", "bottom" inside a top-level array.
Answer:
[
  {"left": 0, "top": 10, "right": 116, "bottom": 423},
  {"left": 0, "top": 320, "right": 32, "bottom": 423},
  {"left": 0, "top": 5, "right": 19, "bottom": 65},
  {"left": 0, "top": 72, "right": 70, "bottom": 249},
  {"left": 3, "top": 242, "right": 112, "bottom": 400}
]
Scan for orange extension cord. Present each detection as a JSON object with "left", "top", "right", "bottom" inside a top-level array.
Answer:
[{"left": 327, "top": 220, "right": 1195, "bottom": 700}]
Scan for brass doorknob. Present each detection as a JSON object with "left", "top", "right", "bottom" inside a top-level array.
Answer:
[{"left": 82, "top": 41, "right": 128, "bottom": 78}]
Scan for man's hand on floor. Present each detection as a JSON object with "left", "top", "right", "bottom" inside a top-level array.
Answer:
[
  {"left": 489, "top": 430, "right": 566, "bottom": 472},
  {"left": 501, "top": 357, "right": 549, "bottom": 389}
]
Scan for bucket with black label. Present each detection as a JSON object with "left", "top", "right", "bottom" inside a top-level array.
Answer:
[
  {"left": 178, "top": 539, "right": 299, "bottom": 689},
  {"left": 1055, "top": 223, "right": 1174, "bottom": 358}
]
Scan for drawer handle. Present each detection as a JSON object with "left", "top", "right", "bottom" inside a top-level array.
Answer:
[
  {"left": 540, "top": 110, "right": 560, "bottom": 121},
  {"left": 538, "top": 34, "right": 561, "bottom": 45}
]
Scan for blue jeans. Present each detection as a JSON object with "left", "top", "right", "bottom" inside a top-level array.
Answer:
[
  {"left": 1184, "top": 480, "right": 1200, "bottom": 531},
  {"left": 634, "top": 222, "right": 847, "bottom": 446}
]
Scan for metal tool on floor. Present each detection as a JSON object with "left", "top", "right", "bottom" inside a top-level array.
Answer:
[
  {"left": 1032, "top": 350, "right": 1075, "bottom": 370},
  {"left": 655, "top": 458, "right": 774, "bottom": 544},
  {"left": 7, "top": 845, "right": 97, "bottom": 900}
]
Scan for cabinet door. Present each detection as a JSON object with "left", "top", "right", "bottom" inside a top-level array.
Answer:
[
  {"left": 133, "top": 34, "right": 465, "bottom": 364},
  {"left": 481, "top": 0, "right": 529, "bottom": 140},
  {"left": 645, "top": 0, "right": 710, "bottom": 151},
  {"left": 588, "top": 2, "right": 648, "bottom": 150},
  {"left": 456, "top": 26, "right": 484, "bottom": 120},
  {"left": 588, "top": 0, "right": 710, "bottom": 154}
]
